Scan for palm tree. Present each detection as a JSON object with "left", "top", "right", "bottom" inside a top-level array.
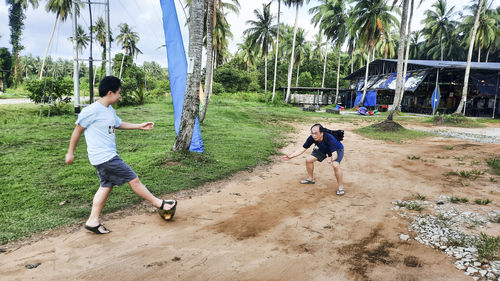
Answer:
[
  {"left": 421, "top": 0, "right": 458, "bottom": 62},
  {"left": 351, "top": 0, "right": 399, "bottom": 106},
  {"left": 461, "top": 0, "right": 496, "bottom": 62},
  {"left": 290, "top": 28, "right": 309, "bottom": 86},
  {"left": 455, "top": 0, "right": 485, "bottom": 115},
  {"left": 310, "top": 33, "right": 326, "bottom": 60},
  {"left": 244, "top": 2, "right": 277, "bottom": 94},
  {"left": 74, "top": 24, "right": 90, "bottom": 54},
  {"left": 236, "top": 36, "right": 258, "bottom": 70},
  {"left": 39, "top": 0, "right": 79, "bottom": 80},
  {"left": 310, "top": 0, "right": 349, "bottom": 105},
  {"left": 7, "top": 0, "right": 39, "bottom": 86},
  {"left": 283, "top": 0, "right": 310, "bottom": 103},
  {"left": 93, "top": 16, "right": 113, "bottom": 79},
  {"left": 173, "top": 0, "right": 204, "bottom": 151},
  {"left": 409, "top": 30, "right": 424, "bottom": 59},
  {"left": 375, "top": 29, "right": 397, "bottom": 59},
  {"left": 116, "top": 23, "right": 142, "bottom": 79}
]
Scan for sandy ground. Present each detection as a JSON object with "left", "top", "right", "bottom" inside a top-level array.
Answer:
[{"left": 1, "top": 122, "right": 499, "bottom": 281}]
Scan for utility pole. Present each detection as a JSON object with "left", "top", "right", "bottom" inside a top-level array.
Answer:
[
  {"left": 71, "top": 0, "right": 111, "bottom": 113},
  {"left": 72, "top": 2, "right": 80, "bottom": 114}
]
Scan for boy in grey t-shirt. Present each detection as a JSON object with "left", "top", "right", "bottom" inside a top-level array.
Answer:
[{"left": 65, "top": 76, "right": 177, "bottom": 234}]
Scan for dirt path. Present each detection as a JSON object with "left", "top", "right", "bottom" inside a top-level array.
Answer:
[{"left": 1, "top": 122, "right": 499, "bottom": 281}]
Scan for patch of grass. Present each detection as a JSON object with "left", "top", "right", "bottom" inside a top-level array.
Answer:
[
  {"left": 444, "top": 145, "right": 454, "bottom": 150},
  {"left": 432, "top": 114, "right": 484, "bottom": 128},
  {"left": 0, "top": 96, "right": 342, "bottom": 245},
  {"left": 470, "top": 160, "right": 481, "bottom": 166},
  {"left": 485, "top": 158, "right": 500, "bottom": 175},
  {"left": 407, "top": 155, "right": 421, "bottom": 160},
  {"left": 490, "top": 177, "right": 497, "bottom": 182},
  {"left": 355, "top": 126, "right": 431, "bottom": 142},
  {"left": 396, "top": 201, "right": 424, "bottom": 212},
  {"left": 454, "top": 156, "right": 464, "bottom": 161},
  {"left": 490, "top": 215, "right": 500, "bottom": 223},
  {"left": 412, "top": 193, "right": 426, "bottom": 200},
  {"left": 449, "top": 196, "right": 468, "bottom": 203},
  {"left": 474, "top": 199, "right": 492, "bottom": 205},
  {"left": 444, "top": 171, "right": 459, "bottom": 177},
  {"left": 474, "top": 233, "right": 500, "bottom": 260},
  {"left": 458, "top": 169, "right": 484, "bottom": 180}
]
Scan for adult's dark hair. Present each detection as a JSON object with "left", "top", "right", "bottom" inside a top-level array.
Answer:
[
  {"left": 311, "top": 123, "right": 325, "bottom": 133},
  {"left": 99, "top": 76, "right": 121, "bottom": 97}
]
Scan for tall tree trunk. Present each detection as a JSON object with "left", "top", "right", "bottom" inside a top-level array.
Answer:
[
  {"left": 477, "top": 47, "right": 481, "bottom": 62},
  {"left": 321, "top": 42, "right": 328, "bottom": 88},
  {"left": 285, "top": 4, "right": 299, "bottom": 103},
  {"left": 295, "top": 62, "right": 300, "bottom": 87},
  {"left": 271, "top": 0, "right": 281, "bottom": 102},
  {"left": 485, "top": 47, "right": 490, "bottom": 62},
  {"left": 334, "top": 46, "right": 341, "bottom": 105},
  {"left": 199, "top": 0, "right": 215, "bottom": 123},
  {"left": 350, "top": 51, "right": 354, "bottom": 74},
  {"left": 455, "top": 0, "right": 484, "bottom": 115},
  {"left": 9, "top": 2, "right": 25, "bottom": 87},
  {"left": 40, "top": 14, "right": 59, "bottom": 80},
  {"left": 173, "top": 0, "right": 204, "bottom": 150},
  {"left": 356, "top": 49, "right": 371, "bottom": 107},
  {"left": 119, "top": 52, "right": 126, "bottom": 79},
  {"left": 388, "top": 0, "right": 411, "bottom": 121},
  {"left": 264, "top": 55, "right": 268, "bottom": 93}
]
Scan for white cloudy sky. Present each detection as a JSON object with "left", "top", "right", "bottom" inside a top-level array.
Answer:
[{"left": 0, "top": 0, "right": 498, "bottom": 68}]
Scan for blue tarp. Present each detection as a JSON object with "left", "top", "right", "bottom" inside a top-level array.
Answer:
[
  {"left": 354, "top": 91, "right": 377, "bottom": 107},
  {"left": 160, "top": 0, "right": 204, "bottom": 152}
]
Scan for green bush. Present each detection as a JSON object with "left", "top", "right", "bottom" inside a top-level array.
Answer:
[
  {"left": 298, "top": 71, "right": 313, "bottom": 87},
  {"left": 212, "top": 82, "right": 225, "bottom": 95},
  {"left": 486, "top": 158, "right": 500, "bottom": 175},
  {"left": 25, "top": 77, "right": 72, "bottom": 115}
]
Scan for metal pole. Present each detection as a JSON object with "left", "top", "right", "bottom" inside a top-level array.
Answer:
[
  {"left": 88, "top": 0, "right": 94, "bottom": 103},
  {"left": 72, "top": 2, "right": 80, "bottom": 114},
  {"left": 105, "top": 0, "right": 111, "bottom": 76},
  {"left": 493, "top": 71, "right": 499, "bottom": 119}
]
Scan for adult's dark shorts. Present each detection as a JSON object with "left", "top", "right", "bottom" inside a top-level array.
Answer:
[
  {"left": 312, "top": 148, "right": 344, "bottom": 163},
  {"left": 93, "top": 155, "right": 137, "bottom": 187}
]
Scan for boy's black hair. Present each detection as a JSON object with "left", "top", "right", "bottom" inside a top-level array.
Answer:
[{"left": 99, "top": 76, "right": 121, "bottom": 97}]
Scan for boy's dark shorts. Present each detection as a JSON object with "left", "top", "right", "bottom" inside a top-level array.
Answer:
[
  {"left": 94, "top": 155, "right": 138, "bottom": 187},
  {"left": 312, "top": 148, "right": 344, "bottom": 163}
]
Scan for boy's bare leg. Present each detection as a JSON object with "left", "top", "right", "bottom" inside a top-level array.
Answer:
[
  {"left": 128, "top": 177, "right": 174, "bottom": 210},
  {"left": 305, "top": 156, "right": 317, "bottom": 181},
  {"left": 86, "top": 187, "right": 113, "bottom": 233}
]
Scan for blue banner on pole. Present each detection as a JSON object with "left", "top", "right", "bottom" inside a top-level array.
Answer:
[
  {"left": 431, "top": 85, "right": 440, "bottom": 115},
  {"left": 160, "top": 0, "right": 204, "bottom": 152}
]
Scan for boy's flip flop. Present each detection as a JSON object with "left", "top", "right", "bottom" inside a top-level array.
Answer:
[
  {"left": 300, "top": 179, "right": 315, "bottom": 184},
  {"left": 158, "top": 199, "right": 177, "bottom": 221},
  {"left": 84, "top": 224, "right": 110, "bottom": 234},
  {"left": 336, "top": 189, "right": 345, "bottom": 196}
]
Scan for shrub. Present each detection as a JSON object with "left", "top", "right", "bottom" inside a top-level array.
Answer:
[
  {"left": 211, "top": 82, "right": 225, "bottom": 95},
  {"left": 25, "top": 77, "right": 72, "bottom": 115},
  {"left": 475, "top": 233, "right": 500, "bottom": 260},
  {"left": 486, "top": 158, "right": 500, "bottom": 175}
]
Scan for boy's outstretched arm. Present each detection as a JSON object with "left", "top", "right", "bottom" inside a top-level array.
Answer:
[
  {"left": 66, "top": 124, "right": 85, "bottom": 165},
  {"left": 118, "top": 122, "right": 154, "bottom": 130}
]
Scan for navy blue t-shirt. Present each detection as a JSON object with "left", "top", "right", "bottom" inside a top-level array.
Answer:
[{"left": 303, "top": 133, "right": 343, "bottom": 157}]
